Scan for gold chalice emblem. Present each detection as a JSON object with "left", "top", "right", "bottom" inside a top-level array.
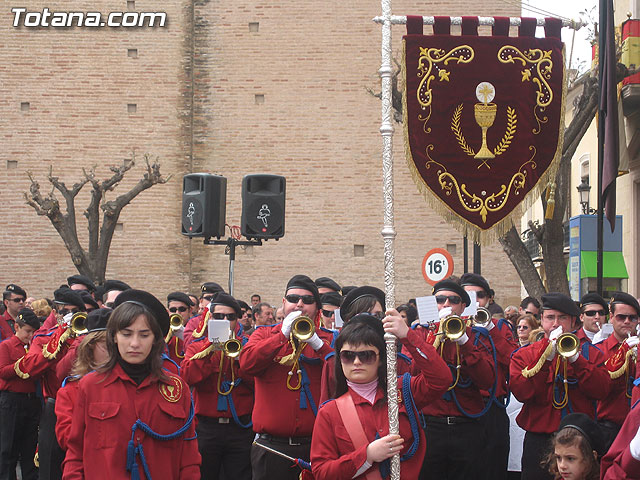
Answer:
[{"left": 474, "top": 82, "right": 497, "bottom": 166}]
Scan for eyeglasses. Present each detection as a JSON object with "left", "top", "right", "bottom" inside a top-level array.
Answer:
[
  {"left": 370, "top": 311, "right": 385, "bottom": 319},
  {"left": 583, "top": 310, "right": 606, "bottom": 317},
  {"left": 525, "top": 311, "right": 540, "bottom": 319},
  {"left": 169, "top": 306, "right": 188, "bottom": 313},
  {"left": 285, "top": 294, "right": 316, "bottom": 305},
  {"left": 7, "top": 298, "right": 25, "bottom": 303},
  {"left": 614, "top": 313, "right": 639, "bottom": 322},
  {"left": 59, "top": 308, "right": 79, "bottom": 316},
  {"left": 339, "top": 350, "right": 379, "bottom": 365},
  {"left": 321, "top": 309, "right": 336, "bottom": 317},
  {"left": 475, "top": 291, "right": 488, "bottom": 299},
  {"left": 211, "top": 312, "right": 238, "bottom": 321},
  {"left": 202, "top": 295, "right": 215, "bottom": 302},
  {"left": 517, "top": 325, "right": 530, "bottom": 330},
  {"left": 435, "top": 295, "right": 462, "bottom": 305}
]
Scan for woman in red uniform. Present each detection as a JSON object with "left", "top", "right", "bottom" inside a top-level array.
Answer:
[
  {"left": 62, "top": 289, "right": 201, "bottom": 480},
  {"left": 310, "top": 312, "right": 451, "bottom": 480}
]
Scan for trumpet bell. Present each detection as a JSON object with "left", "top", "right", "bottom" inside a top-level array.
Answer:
[
  {"left": 557, "top": 333, "right": 580, "bottom": 358},
  {"left": 292, "top": 316, "right": 315, "bottom": 341},
  {"left": 71, "top": 312, "right": 88, "bottom": 335},
  {"left": 473, "top": 307, "right": 493, "bottom": 328},
  {"left": 224, "top": 338, "right": 243, "bottom": 358},
  {"left": 169, "top": 313, "right": 183, "bottom": 331},
  {"left": 442, "top": 315, "right": 466, "bottom": 341}
]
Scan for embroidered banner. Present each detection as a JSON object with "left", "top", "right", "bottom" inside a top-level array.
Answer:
[{"left": 403, "top": 17, "right": 566, "bottom": 243}]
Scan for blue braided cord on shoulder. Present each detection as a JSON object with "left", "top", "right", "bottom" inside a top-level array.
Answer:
[
  {"left": 324, "top": 351, "right": 335, "bottom": 361},
  {"left": 161, "top": 353, "right": 180, "bottom": 374},
  {"left": 126, "top": 395, "right": 195, "bottom": 480},
  {"left": 397, "top": 352, "right": 412, "bottom": 365},
  {"left": 319, "top": 398, "right": 335, "bottom": 409},
  {"left": 216, "top": 379, "right": 253, "bottom": 429},
  {"left": 184, "top": 433, "right": 197, "bottom": 441},
  {"left": 419, "top": 412, "right": 426, "bottom": 429},
  {"left": 33, "top": 329, "right": 56, "bottom": 339},
  {"left": 580, "top": 342, "right": 590, "bottom": 360},
  {"left": 632, "top": 399, "right": 640, "bottom": 410},
  {"left": 190, "top": 335, "right": 207, "bottom": 344},
  {"left": 299, "top": 354, "right": 322, "bottom": 365},
  {"left": 298, "top": 365, "right": 318, "bottom": 416},
  {"left": 61, "top": 374, "right": 81, "bottom": 388},
  {"left": 400, "top": 373, "right": 420, "bottom": 461},
  {"left": 255, "top": 323, "right": 278, "bottom": 330}
]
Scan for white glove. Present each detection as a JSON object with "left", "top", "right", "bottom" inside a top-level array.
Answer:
[
  {"left": 438, "top": 307, "right": 452, "bottom": 319},
  {"left": 453, "top": 332, "right": 469, "bottom": 345},
  {"left": 62, "top": 312, "right": 74, "bottom": 327},
  {"left": 567, "top": 351, "right": 580, "bottom": 364},
  {"left": 625, "top": 336, "right": 640, "bottom": 349},
  {"left": 304, "top": 333, "right": 324, "bottom": 351},
  {"left": 549, "top": 326, "right": 563, "bottom": 342},
  {"left": 631, "top": 425, "right": 640, "bottom": 461},
  {"left": 281, "top": 310, "right": 302, "bottom": 338}
]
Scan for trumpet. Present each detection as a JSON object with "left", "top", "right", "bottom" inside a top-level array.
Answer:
[
  {"left": 70, "top": 312, "right": 88, "bottom": 336},
  {"left": 165, "top": 313, "right": 184, "bottom": 343},
  {"left": 222, "top": 335, "right": 243, "bottom": 358},
  {"left": 217, "top": 330, "right": 242, "bottom": 396},
  {"left": 442, "top": 315, "right": 466, "bottom": 341},
  {"left": 472, "top": 307, "right": 493, "bottom": 328},
  {"left": 292, "top": 315, "right": 315, "bottom": 341},
  {"left": 285, "top": 315, "right": 316, "bottom": 391},
  {"left": 556, "top": 333, "right": 580, "bottom": 359}
]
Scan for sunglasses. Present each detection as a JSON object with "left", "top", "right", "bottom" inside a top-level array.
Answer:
[
  {"left": 212, "top": 312, "right": 238, "bottom": 321},
  {"left": 517, "top": 325, "right": 530, "bottom": 330},
  {"left": 202, "top": 295, "right": 215, "bottom": 302},
  {"left": 285, "top": 294, "right": 316, "bottom": 305},
  {"left": 339, "top": 350, "right": 379, "bottom": 365},
  {"left": 583, "top": 310, "right": 606, "bottom": 317},
  {"left": 169, "top": 306, "right": 188, "bottom": 313},
  {"left": 614, "top": 313, "right": 639, "bottom": 322},
  {"left": 435, "top": 295, "right": 462, "bottom": 305},
  {"left": 474, "top": 291, "right": 488, "bottom": 299},
  {"left": 59, "top": 308, "right": 79, "bottom": 316},
  {"left": 525, "top": 311, "right": 540, "bottom": 319},
  {"left": 7, "top": 298, "right": 25, "bottom": 303},
  {"left": 321, "top": 309, "right": 336, "bottom": 317}
]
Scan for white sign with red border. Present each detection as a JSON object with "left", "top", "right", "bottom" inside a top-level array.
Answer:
[{"left": 421, "top": 248, "right": 454, "bottom": 285}]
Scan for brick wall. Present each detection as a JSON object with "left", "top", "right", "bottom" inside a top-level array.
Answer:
[{"left": 1, "top": 0, "right": 525, "bottom": 309}]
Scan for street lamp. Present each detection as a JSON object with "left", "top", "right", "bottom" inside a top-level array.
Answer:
[{"left": 576, "top": 179, "right": 592, "bottom": 214}]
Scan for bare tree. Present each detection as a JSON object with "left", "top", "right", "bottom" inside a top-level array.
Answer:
[{"left": 25, "top": 154, "right": 171, "bottom": 284}]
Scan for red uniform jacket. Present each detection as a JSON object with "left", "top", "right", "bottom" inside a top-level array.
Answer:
[
  {"left": 600, "top": 401, "right": 640, "bottom": 479},
  {"left": 15, "top": 325, "right": 73, "bottom": 399},
  {"left": 479, "top": 319, "right": 519, "bottom": 398},
  {"left": 182, "top": 312, "right": 206, "bottom": 347},
  {"left": 166, "top": 336, "right": 185, "bottom": 365},
  {"left": 510, "top": 337, "right": 610, "bottom": 433},
  {"left": 239, "top": 319, "right": 333, "bottom": 437},
  {"left": 181, "top": 335, "right": 254, "bottom": 420},
  {"left": 55, "top": 379, "right": 79, "bottom": 450},
  {"left": 310, "top": 329, "right": 451, "bottom": 480},
  {"left": 0, "top": 310, "right": 15, "bottom": 342},
  {"left": 404, "top": 324, "right": 495, "bottom": 417},
  {"left": 62, "top": 364, "right": 200, "bottom": 480},
  {"left": 597, "top": 335, "right": 635, "bottom": 426},
  {"left": 0, "top": 335, "right": 35, "bottom": 393}
]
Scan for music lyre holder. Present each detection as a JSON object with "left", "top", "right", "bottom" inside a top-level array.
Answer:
[{"left": 203, "top": 237, "right": 262, "bottom": 296}]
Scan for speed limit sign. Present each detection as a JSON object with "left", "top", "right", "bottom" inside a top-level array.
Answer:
[{"left": 422, "top": 248, "right": 454, "bottom": 285}]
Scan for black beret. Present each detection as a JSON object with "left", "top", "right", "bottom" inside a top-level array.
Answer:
[
  {"left": 210, "top": 293, "right": 242, "bottom": 318},
  {"left": 610, "top": 291, "right": 640, "bottom": 316},
  {"left": 580, "top": 292, "right": 608, "bottom": 312},
  {"left": 286, "top": 275, "right": 322, "bottom": 309},
  {"left": 341, "top": 286, "right": 357, "bottom": 297},
  {"left": 315, "top": 277, "right": 341, "bottom": 293},
  {"left": 53, "top": 288, "right": 86, "bottom": 311},
  {"left": 201, "top": 282, "right": 224, "bottom": 295},
  {"left": 541, "top": 292, "right": 581, "bottom": 317},
  {"left": 67, "top": 274, "right": 96, "bottom": 292},
  {"left": 320, "top": 292, "right": 342, "bottom": 308},
  {"left": 459, "top": 273, "right": 491, "bottom": 293},
  {"left": 80, "top": 291, "right": 99, "bottom": 311},
  {"left": 237, "top": 300, "right": 250, "bottom": 312},
  {"left": 432, "top": 280, "right": 471, "bottom": 307},
  {"left": 16, "top": 308, "right": 40, "bottom": 330},
  {"left": 167, "top": 291, "right": 194, "bottom": 307},
  {"left": 86, "top": 308, "right": 112, "bottom": 332},
  {"left": 343, "top": 313, "right": 385, "bottom": 340},
  {"left": 103, "top": 279, "right": 131, "bottom": 293},
  {"left": 558, "top": 413, "right": 606, "bottom": 457},
  {"left": 341, "top": 286, "right": 386, "bottom": 317},
  {"left": 113, "top": 289, "right": 170, "bottom": 337},
  {"left": 94, "top": 285, "right": 106, "bottom": 302},
  {"left": 4, "top": 284, "right": 26, "bottom": 298}
]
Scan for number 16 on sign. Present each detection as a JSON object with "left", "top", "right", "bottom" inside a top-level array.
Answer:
[{"left": 422, "top": 248, "right": 454, "bottom": 286}]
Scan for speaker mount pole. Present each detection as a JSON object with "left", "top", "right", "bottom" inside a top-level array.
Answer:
[{"left": 203, "top": 237, "right": 262, "bottom": 295}]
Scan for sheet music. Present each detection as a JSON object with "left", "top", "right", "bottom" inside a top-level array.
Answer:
[
  {"left": 416, "top": 295, "right": 439, "bottom": 325},
  {"left": 462, "top": 291, "right": 477, "bottom": 317},
  {"left": 334, "top": 309, "right": 343, "bottom": 328},
  {"left": 207, "top": 319, "right": 231, "bottom": 342}
]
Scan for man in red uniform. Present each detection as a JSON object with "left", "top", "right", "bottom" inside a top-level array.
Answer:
[
  {"left": 460, "top": 273, "right": 518, "bottom": 480},
  {"left": 596, "top": 291, "right": 639, "bottom": 450},
  {"left": 15, "top": 287, "right": 86, "bottom": 480},
  {"left": 416, "top": 279, "right": 495, "bottom": 480},
  {"left": 183, "top": 282, "right": 224, "bottom": 345},
  {"left": 577, "top": 292, "right": 608, "bottom": 344},
  {"left": 510, "top": 292, "right": 610, "bottom": 480},
  {"left": 0, "top": 284, "right": 27, "bottom": 342},
  {"left": 600, "top": 400, "right": 640, "bottom": 479},
  {"left": 0, "top": 309, "right": 41, "bottom": 480},
  {"left": 239, "top": 274, "right": 333, "bottom": 480},
  {"left": 181, "top": 293, "right": 254, "bottom": 480}
]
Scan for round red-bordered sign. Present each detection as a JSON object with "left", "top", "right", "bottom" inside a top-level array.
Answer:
[{"left": 422, "top": 248, "right": 454, "bottom": 285}]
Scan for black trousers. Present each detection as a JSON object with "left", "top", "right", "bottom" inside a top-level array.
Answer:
[
  {"left": 521, "top": 431, "right": 553, "bottom": 480},
  {"left": 251, "top": 434, "right": 311, "bottom": 480},
  {"left": 0, "top": 391, "right": 40, "bottom": 480},
  {"left": 196, "top": 415, "right": 254, "bottom": 480},
  {"left": 419, "top": 418, "right": 486, "bottom": 480},
  {"left": 38, "top": 399, "right": 64, "bottom": 480},
  {"left": 597, "top": 420, "right": 621, "bottom": 454},
  {"left": 478, "top": 401, "right": 510, "bottom": 480}
]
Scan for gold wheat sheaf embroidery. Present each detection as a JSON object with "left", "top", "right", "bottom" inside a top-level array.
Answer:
[
  {"left": 497, "top": 46, "right": 554, "bottom": 134},
  {"left": 451, "top": 104, "right": 517, "bottom": 159},
  {"left": 416, "top": 46, "right": 474, "bottom": 133}
]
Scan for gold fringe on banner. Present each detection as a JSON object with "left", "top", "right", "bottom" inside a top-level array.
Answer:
[{"left": 401, "top": 40, "right": 567, "bottom": 246}]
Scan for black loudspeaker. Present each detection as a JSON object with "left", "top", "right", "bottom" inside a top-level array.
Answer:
[
  {"left": 182, "top": 173, "right": 227, "bottom": 238},
  {"left": 241, "top": 174, "right": 286, "bottom": 240}
]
